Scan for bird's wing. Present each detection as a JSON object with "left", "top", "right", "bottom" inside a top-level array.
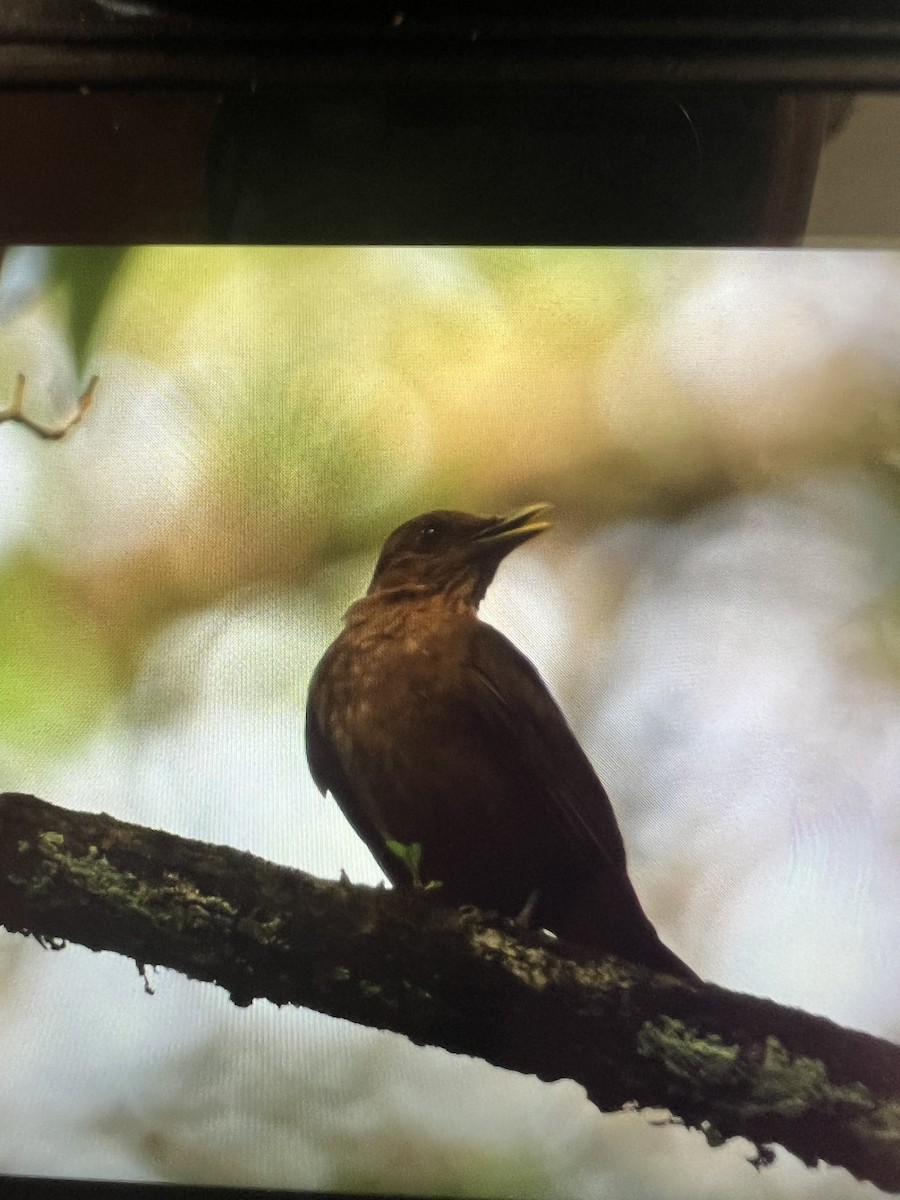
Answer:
[
  {"left": 467, "top": 621, "right": 627, "bottom": 870},
  {"left": 304, "top": 662, "right": 342, "bottom": 799},
  {"left": 305, "top": 661, "right": 402, "bottom": 884}
]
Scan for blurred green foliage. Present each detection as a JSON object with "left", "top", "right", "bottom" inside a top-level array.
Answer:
[
  {"left": 50, "top": 247, "right": 131, "bottom": 377},
  {"left": 4, "top": 246, "right": 898, "bottom": 765},
  {"left": 0, "top": 553, "right": 116, "bottom": 754},
  {"left": 0, "top": 246, "right": 660, "bottom": 761}
]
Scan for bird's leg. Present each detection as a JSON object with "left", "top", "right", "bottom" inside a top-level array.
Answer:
[{"left": 515, "top": 888, "right": 541, "bottom": 929}]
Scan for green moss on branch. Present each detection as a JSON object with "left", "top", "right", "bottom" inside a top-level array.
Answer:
[{"left": 1, "top": 791, "right": 899, "bottom": 1191}]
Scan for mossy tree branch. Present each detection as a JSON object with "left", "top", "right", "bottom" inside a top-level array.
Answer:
[{"left": 1, "top": 791, "right": 899, "bottom": 1190}]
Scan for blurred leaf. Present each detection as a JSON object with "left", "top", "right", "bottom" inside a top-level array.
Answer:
[
  {"left": 0, "top": 553, "right": 117, "bottom": 754},
  {"left": 49, "top": 247, "right": 131, "bottom": 377}
]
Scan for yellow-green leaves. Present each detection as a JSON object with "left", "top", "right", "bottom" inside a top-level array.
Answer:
[
  {"left": 385, "top": 839, "right": 442, "bottom": 891},
  {"left": 0, "top": 553, "right": 117, "bottom": 754},
  {"left": 49, "top": 247, "right": 130, "bottom": 378}
]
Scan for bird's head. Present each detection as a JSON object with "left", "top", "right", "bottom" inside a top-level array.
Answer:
[{"left": 367, "top": 503, "right": 553, "bottom": 608}]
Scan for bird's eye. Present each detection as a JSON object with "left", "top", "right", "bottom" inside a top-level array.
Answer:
[{"left": 415, "top": 518, "right": 444, "bottom": 549}]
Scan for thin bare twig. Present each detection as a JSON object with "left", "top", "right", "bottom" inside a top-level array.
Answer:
[{"left": 0, "top": 373, "right": 98, "bottom": 439}]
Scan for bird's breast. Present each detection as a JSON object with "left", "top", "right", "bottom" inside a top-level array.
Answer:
[{"left": 316, "top": 603, "right": 471, "bottom": 772}]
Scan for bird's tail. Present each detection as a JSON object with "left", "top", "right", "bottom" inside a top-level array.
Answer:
[{"left": 545, "top": 871, "right": 700, "bottom": 982}]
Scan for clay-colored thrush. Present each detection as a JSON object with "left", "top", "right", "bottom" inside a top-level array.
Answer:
[{"left": 306, "top": 505, "right": 697, "bottom": 980}]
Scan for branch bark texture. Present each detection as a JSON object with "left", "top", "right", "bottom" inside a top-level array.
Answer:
[{"left": 1, "top": 792, "right": 898, "bottom": 1191}]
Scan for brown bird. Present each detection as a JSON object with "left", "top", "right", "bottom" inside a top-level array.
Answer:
[{"left": 306, "top": 504, "right": 697, "bottom": 980}]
